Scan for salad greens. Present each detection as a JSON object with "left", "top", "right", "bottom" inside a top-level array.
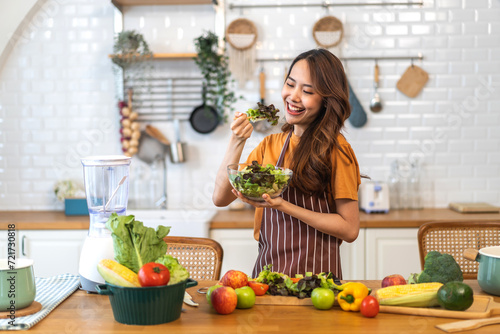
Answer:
[
  {"left": 246, "top": 103, "right": 280, "bottom": 126},
  {"left": 254, "top": 264, "right": 340, "bottom": 299},
  {"left": 105, "top": 214, "right": 191, "bottom": 283},
  {"left": 229, "top": 161, "right": 292, "bottom": 201},
  {"left": 155, "top": 254, "right": 190, "bottom": 285}
]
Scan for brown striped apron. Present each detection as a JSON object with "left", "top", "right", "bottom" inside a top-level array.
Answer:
[{"left": 252, "top": 131, "right": 342, "bottom": 278}]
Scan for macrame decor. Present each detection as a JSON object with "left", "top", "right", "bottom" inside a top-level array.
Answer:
[
  {"left": 312, "top": 16, "right": 344, "bottom": 48},
  {"left": 226, "top": 18, "right": 258, "bottom": 87}
]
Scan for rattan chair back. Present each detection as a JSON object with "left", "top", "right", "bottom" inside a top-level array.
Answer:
[
  {"left": 418, "top": 221, "right": 500, "bottom": 279},
  {"left": 164, "top": 236, "right": 224, "bottom": 281}
]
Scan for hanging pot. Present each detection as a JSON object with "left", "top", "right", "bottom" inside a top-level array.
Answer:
[{"left": 189, "top": 84, "right": 219, "bottom": 134}]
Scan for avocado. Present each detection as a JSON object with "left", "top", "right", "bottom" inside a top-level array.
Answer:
[{"left": 437, "top": 282, "right": 474, "bottom": 311}]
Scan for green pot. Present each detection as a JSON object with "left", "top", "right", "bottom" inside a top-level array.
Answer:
[
  {"left": 466, "top": 246, "right": 500, "bottom": 296},
  {"left": 96, "top": 278, "right": 197, "bottom": 325}
]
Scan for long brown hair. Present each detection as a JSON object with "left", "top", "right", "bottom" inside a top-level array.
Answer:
[{"left": 282, "top": 48, "right": 351, "bottom": 196}]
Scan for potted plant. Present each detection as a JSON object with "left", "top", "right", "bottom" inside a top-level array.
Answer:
[
  {"left": 54, "top": 180, "right": 88, "bottom": 216},
  {"left": 111, "top": 30, "right": 153, "bottom": 68},
  {"left": 193, "top": 31, "right": 238, "bottom": 123}
]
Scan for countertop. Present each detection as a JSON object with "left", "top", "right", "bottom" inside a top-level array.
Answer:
[
  {"left": 24, "top": 280, "right": 500, "bottom": 333},
  {"left": 0, "top": 209, "right": 499, "bottom": 230}
]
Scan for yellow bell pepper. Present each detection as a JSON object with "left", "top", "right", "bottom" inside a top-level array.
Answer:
[{"left": 337, "top": 282, "right": 369, "bottom": 312}]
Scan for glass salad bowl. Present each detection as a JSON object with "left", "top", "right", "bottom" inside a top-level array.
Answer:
[{"left": 227, "top": 162, "right": 293, "bottom": 202}]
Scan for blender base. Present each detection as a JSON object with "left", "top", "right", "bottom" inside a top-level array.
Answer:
[{"left": 79, "top": 275, "right": 103, "bottom": 293}]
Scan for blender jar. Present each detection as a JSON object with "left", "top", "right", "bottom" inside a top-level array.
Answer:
[{"left": 81, "top": 155, "right": 131, "bottom": 237}]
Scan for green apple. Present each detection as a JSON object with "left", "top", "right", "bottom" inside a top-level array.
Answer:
[
  {"left": 235, "top": 286, "right": 256, "bottom": 309},
  {"left": 311, "top": 287, "right": 335, "bottom": 310},
  {"left": 206, "top": 284, "right": 223, "bottom": 306}
]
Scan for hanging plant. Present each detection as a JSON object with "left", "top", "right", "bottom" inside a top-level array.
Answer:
[
  {"left": 194, "top": 31, "right": 239, "bottom": 123},
  {"left": 111, "top": 30, "right": 153, "bottom": 68}
]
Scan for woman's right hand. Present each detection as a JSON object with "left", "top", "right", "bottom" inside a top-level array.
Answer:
[{"left": 231, "top": 112, "right": 253, "bottom": 141}]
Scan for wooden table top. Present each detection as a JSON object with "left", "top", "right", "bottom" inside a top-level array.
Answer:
[
  {"left": 1, "top": 208, "right": 499, "bottom": 230},
  {"left": 25, "top": 280, "right": 500, "bottom": 333}
]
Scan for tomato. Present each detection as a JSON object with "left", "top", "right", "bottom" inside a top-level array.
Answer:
[
  {"left": 290, "top": 277, "right": 301, "bottom": 283},
  {"left": 138, "top": 262, "right": 170, "bottom": 287},
  {"left": 247, "top": 281, "right": 269, "bottom": 296},
  {"left": 360, "top": 296, "right": 379, "bottom": 318},
  {"left": 311, "top": 288, "right": 335, "bottom": 310}
]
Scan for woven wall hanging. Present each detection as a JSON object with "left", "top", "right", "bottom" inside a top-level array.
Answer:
[
  {"left": 312, "top": 16, "right": 344, "bottom": 48},
  {"left": 226, "top": 18, "right": 258, "bottom": 87}
]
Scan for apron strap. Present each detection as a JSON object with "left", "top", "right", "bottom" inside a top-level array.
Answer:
[{"left": 276, "top": 131, "right": 293, "bottom": 167}]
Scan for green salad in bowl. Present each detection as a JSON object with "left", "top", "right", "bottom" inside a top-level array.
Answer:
[{"left": 227, "top": 161, "right": 293, "bottom": 201}]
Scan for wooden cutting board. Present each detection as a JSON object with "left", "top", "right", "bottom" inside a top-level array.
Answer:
[
  {"left": 380, "top": 296, "right": 500, "bottom": 319},
  {"left": 449, "top": 202, "right": 500, "bottom": 213},
  {"left": 254, "top": 295, "right": 313, "bottom": 306},
  {"left": 397, "top": 65, "right": 429, "bottom": 98}
]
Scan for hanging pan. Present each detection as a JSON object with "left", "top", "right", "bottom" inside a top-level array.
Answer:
[{"left": 189, "top": 84, "right": 219, "bottom": 134}]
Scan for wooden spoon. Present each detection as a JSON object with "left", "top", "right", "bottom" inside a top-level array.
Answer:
[
  {"left": 145, "top": 124, "right": 170, "bottom": 146},
  {"left": 436, "top": 316, "right": 500, "bottom": 333}
]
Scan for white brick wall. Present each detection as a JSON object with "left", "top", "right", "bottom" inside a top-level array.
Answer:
[{"left": 0, "top": 0, "right": 499, "bottom": 211}]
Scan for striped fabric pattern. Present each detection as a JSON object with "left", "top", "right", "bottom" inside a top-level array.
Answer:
[
  {"left": 0, "top": 274, "right": 80, "bottom": 331},
  {"left": 252, "top": 187, "right": 341, "bottom": 278},
  {"left": 251, "top": 130, "right": 342, "bottom": 278}
]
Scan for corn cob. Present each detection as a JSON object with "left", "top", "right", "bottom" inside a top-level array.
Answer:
[
  {"left": 97, "top": 259, "right": 141, "bottom": 287},
  {"left": 375, "top": 283, "right": 443, "bottom": 307}
]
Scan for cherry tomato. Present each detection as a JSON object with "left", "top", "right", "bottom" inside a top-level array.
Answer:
[
  {"left": 360, "top": 295, "right": 380, "bottom": 318},
  {"left": 290, "top": 277, "right": 301, "bottom": 283},
  {"left": 247, "top": 281, "right": 269, "bottom": 296},
  {"left": 138, "top": 262, "right": 170, "bottom": 287}
]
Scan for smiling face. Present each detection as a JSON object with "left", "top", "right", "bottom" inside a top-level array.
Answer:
[{"left": 281, "top": 59, "right": 324, "bottom": 136}]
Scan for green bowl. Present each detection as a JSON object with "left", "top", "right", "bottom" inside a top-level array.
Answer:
[{"left": 96, "top": 278, "right": 197, "bottom": 325}]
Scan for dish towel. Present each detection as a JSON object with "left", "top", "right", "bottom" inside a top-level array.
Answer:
[{"left": 0, "top": 274, "right": 80, "bottom": 331}]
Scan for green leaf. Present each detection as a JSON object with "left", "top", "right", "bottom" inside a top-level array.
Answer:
[{"left": 105, "top": 213, "right": 170, "bottom": 273}]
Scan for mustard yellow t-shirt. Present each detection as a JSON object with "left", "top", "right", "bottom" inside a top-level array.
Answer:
[{"left": 245, "top": 131, "right": 361, "bottom": 240}]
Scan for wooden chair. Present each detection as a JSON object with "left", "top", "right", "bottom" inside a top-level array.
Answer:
[
  {"left": 163, "top": 236, "right": 224, "bottom": 281},
  {"left": 418, "top": 221, "right": 500, "bottom": 279}
]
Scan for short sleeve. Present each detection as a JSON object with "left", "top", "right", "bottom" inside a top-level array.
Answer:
[{"left": 333, "top": 141, "right": 361, "bottom": 201}]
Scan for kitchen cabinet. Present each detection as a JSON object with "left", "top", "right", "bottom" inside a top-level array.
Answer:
[
  {"left": 364, "top": 228, "right": 420, "bottom": 280},
  {"left": 18, "top": 230, "right": 88, "bottom": 277},
  {"left": 339, "top": 229, "right": 366, "bottom": 280},
  {"left": 210, "top": 228, "right": 259, "bottom": 276}
]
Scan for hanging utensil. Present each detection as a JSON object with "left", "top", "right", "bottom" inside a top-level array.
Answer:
[
  {"left": 189, "top": 84, "right": 219, "bottom": 134},
  {"left": 347, "top": 80, "right": 368, "bottom": 128},
  {"left": 145, "top": 124, "right": 170, "bottom": 146},
  {"left": 370, "top": 61, "right": 383, "bottom": 113},
  {"left": 397, "top": 61, "right": 429, "bottom": 98},
  {"left": 170, "top": 119, "right": 187, "bottom": 163}
]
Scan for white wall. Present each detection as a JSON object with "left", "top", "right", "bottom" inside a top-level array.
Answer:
[{"left": 0, "top": 0, "right": 499, "bottom": 211}]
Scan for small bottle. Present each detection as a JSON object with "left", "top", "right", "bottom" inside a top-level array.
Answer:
[
  {"left": 388, "top": 160, "right": 401, "bottom": 210},
  {"left": 409, "top": 161, "right": 423, "bottom": 210}
]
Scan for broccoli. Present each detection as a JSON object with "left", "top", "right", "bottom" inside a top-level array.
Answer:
[{"left": 408, "top": 251, "right": 463, "bottom": 284}]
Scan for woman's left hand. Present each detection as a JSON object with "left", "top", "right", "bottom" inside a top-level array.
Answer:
[{"left": 231, "top": 190, "right": 284, "bottom": 208}]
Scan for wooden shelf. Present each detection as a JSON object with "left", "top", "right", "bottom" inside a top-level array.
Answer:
[
  {"left": 112, "top": 0, "right": 214, "bottom": 6},
  {"left": 108, "top": 53, "right": 197, "bottom": 60}
]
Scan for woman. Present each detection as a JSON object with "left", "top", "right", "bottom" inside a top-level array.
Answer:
[{"left": 213, "top": 49, "right": 361, "bottom": 278}]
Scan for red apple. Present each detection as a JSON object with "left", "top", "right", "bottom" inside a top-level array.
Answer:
[
  {"left": 381, "top": 274, "right": 407, "bottom": 288},
  {"left": 210, "top": 286, "right": 238, "bottom": 315},
  {"left": 220, "top": 270, "right": 248, "bottom": 289}
]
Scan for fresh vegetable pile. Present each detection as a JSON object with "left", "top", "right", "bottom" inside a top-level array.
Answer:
[
  {"left": 97, "top": 213, "right": 189, "bottom": 287},
  {"left": 228, "top": 161, "right": 292, "bottom": 200},
  {"left": 254, "top": 264, "right": 341, "bottom": 298},
  {"left": 246, "top": 102, "right": 280, "bottom": 125}
]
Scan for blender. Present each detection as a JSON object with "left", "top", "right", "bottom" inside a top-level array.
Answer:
[{"left": 79, "top": 155, "right": 131, "bottom": 292}]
